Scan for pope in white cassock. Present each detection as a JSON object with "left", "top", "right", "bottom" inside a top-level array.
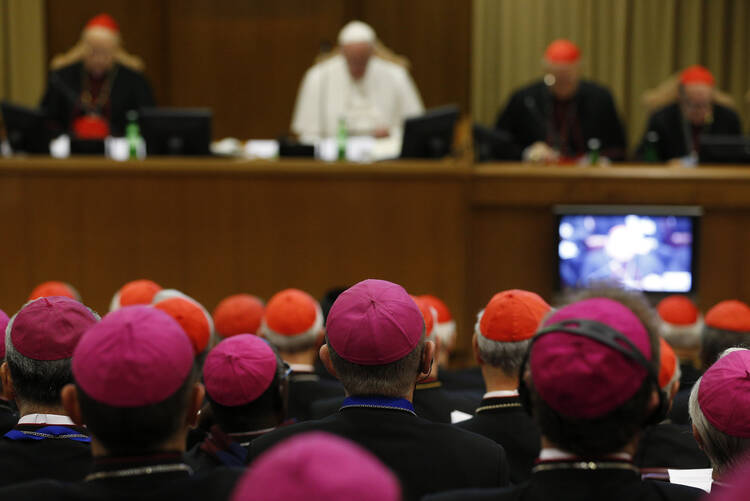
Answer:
[{"left": 291, "top": 20, "right": 424, "bottom": 143}]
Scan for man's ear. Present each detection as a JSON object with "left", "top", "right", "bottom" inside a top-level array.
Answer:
[
  {"left": 315, "top": 330, "right": 326, "bottom": 348},
  {"left": 417, "top": 341, "right": 436, "bottom": 381},
  {"left": 61, "top": 384, "right": 84, "bottom": 426},
  {"left": 319, "top": 344, "right": 338, "bottom": 379},
  {"left": 0, "top": 362, "right": 14, "bottom": 401},
  {"left": 647, "top": 388, "right": 660, "bottom": 413},
  {"left": 472, "top": 333, "right": 483, "bottom": 366},
  {"left": 187, "top": 382, "right": 205, "bottom": 428}
]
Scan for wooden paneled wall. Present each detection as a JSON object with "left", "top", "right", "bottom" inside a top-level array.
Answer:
[{"left": 45, "top": 0, "right": 471, "bottom": 140}]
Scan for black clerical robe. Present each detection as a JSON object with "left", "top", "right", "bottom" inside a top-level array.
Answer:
[
  {"left": 495, "top": 80, "right": 627, "bottom": 161},
  {"left": 0, "top": 452, "right": 241, "bottom": 501},
  {"left": 457, "top": 395, "right": 541, "bottom": 483},
  {"left": 634, "top": 421, "right": 710, "bottom": 469},
  {"left": 248, "top": 397, "right": 509, "bottom": 501},
  {"left": 636, "top": 102, "right": 742, "bottom": 161},
  {"left": 424, "top": 459, "right": 703, "bottom": 501},
  {"left": 0, "top": 400, "right": 18, "bottom": 436},
  {"left": 0, "top": 423, "right": 92, "bottom": 487},
  {"left": 287, "top": 368, "right": 345, "bottom": 422},
  {"left": 309, "top": 381, "right": 479, "bottom": 424},
  {"left": 40, "top": 62, "right": 155, "bottom": 137}
]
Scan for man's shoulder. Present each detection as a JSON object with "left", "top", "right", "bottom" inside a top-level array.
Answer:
[
  {"left": 423, "top": 485, "right": 521, "bottom": 501},
  {"left": 370, "top": 56, "right": 411, "bottom": 77},
  {"left": 52, "top": 61, "right": 83, "bottom": 78},
  {"left": 249, "top": 414, "right": 338, "bottom": 454},
  {"left": 712, "top": 102, "right": 742, "bottom": 123},
  {"left": 251, "top": 409, "right": 503, "bottom": 456},
  {"left": 643, "top": 479, "right": 705, "bottom": 500},
  {"left": 649, "top": 102, "right": 681, "bottom": 123},
  {"left": 578, "top": 80, "right": 617, "bottom": 100},
  {"left": 0, "top": 467, "right": 243, "bottom": 501},
  {"left": 509, "top": 80, "right": 546, "bottom": 100},
  {"left": 0, "top": 479, "right": 64, "bottom": 501}
]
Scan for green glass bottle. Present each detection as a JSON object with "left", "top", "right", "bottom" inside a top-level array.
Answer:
[
  {"left": 337, "top": 118, "right": 348, "bottom": 161},
  {"left": 587, "top": 138, "right": 601, "bottom": 165},
  {"left": 644, "top": 131, "right": 660, "bottom": 163},
  {"left": 126, "top": 110, "right": 141, "bottom": 160}
]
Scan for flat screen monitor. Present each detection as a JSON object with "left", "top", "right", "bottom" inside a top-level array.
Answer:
[
  {"left": 400, "top": 105, "right": 459, "bottom": 159},
  {"left": 554, "top": 205, "right": 702, "bottom": 294},
  {"left": 139, "top": 107, "right": 212, "bottom": 156},
  {"left": 473, "top": 124, "right": 521, "bottom": 162},
  {"left": 699, "top": 135, "right": 750, "bottom": 164},
  {"left": 1, "top": 101, "right": 50, "bottom": 154}
]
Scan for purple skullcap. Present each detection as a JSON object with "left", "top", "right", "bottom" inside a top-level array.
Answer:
[
  {"left": 326, "top": 279, "right": 424, "bottom": 365},
  {"left": 72, "top": 306, "right": 194, "bottom": 407},
  {"left": 232, "top": 432, "right": 401, "bottom": 501},
  {"left": 9, "top": 296, "right": 99, "bottom": 361},
  {"left": 530, "top": 297, "right": 653, "bottom": 419},
  {"left": 698, "top": 349, "right": 750, "bottom": 438},
  {"left": 203, "top": 335, "right": 278, "bottom": 406}
]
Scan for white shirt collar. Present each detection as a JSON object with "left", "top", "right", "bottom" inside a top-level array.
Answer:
[
  {"left": 289, "top": 364, "right": 315, "bottom": 373},
  {"left": 18, "top": 413, "right": 75, "bottom": 425},
  {"left": 539, "top": 447, "right": 632, "bottom": 461},
  {"left": 483, "top": 390, "right": 519, "bottom": 399}
]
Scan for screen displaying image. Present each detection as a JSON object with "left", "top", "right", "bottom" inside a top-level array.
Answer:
[{"left": 557, "top": 211, "right": 696, "bottom": 293}]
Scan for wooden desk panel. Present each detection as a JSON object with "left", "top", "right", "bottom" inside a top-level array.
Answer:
[
  {"left": 0, "top": 158, "right": 471, "bottom": 348},
  {"left": 2, "top": 158, "right": 750, "bottom": 364}
]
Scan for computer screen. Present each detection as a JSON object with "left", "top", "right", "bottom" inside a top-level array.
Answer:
[
  {"left": 555, "top": 205, "right": 702, "bottom": 293},
  {"left": 139, "top": 107, "right": 212, "bottom": 156},
  {"left": 699, "top": 135, "right": 750, "bottom": 164},
  {"left": 400, "top": 105, "right": 459, "bottom": 159},
  {"left": 1, "top": 101, "right": 50, "bottom": 154}
]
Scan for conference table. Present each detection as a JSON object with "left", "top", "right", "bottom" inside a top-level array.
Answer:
[{"left": 1, "top": 155, "right": 749, "bottom": 362}]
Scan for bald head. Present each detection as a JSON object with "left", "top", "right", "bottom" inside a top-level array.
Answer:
[{"left": 82, "top": 27, "right": 120, "bottom": 78}]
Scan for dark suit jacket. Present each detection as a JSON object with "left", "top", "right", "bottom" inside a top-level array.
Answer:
[
  {"left": 0, "top": 454, "right": 241, "bottom": 501},
  {"left": 495, "top": 80, "right": 627, "bottom": 160},
  {"left": 457, "top": 396, "right": 541, "bottom": 483},
  {"left": 0, "top": 400, "right": 18, "bottom": 436},
  {"left": 309, "top": 382, "right": 479, "bottom": 424},
  {"left": 634, "top": 421, "right": 710, "bottom": 469},
  {"left": 440, "top": 367, "right": 486, "bottom": 392},
  {"left": 669, "top": 362, "right": 703, "bottom": 425},
  {"left": 287, "top": 370, "right": 345, "bottom": 422},
  {"left": 636, "top": 102, "right": 742, "bottom": 161},
  {"left": 0, "top": 424, "right": 92, "bottom": 487},
  {"left": 248, "top": 404, "right": 509, "bottom": 501},
  {"left": 40, "top": 62, "right": 155, "bottom": 136},
  {"left": 424, "top": 465, "right": 704, "bottom": 501}
]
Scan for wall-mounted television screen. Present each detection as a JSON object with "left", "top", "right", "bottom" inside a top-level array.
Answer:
[{"left": 554, "top": 205, "right": 702, "bottom": 294}]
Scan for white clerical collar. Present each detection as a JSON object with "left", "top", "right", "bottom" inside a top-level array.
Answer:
[
  {"left": 483, "top": 390, "right": 519, "bottom": 399},
  {"left": 539, "top": 447, "right": 632, "bottom": 461},
  {"left": 18, "top": 413, "right": 75, "bottom": 425},
  {"left": 289, "top": 364, "right": 315, "bottom": 373}
]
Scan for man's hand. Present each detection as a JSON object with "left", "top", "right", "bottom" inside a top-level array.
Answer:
[{"left": 522, "top": 141, "right": 560, "bottom": 163}]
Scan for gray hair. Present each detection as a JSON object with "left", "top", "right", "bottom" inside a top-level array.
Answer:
[
  {"left": 663, "top": 361, "right": 682, "bottom": 399},
  {"left": 327, "top": 335, "right": 426, "bottom": 398},
  {"left": 5, "top": 333, "right": 72, "bottom": 406},
  {"left": 689, "top": 347, "right": 750, "bottom": 474},
  {"left": 476, "top": 333, "right": 531, "bottom": 377}
]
